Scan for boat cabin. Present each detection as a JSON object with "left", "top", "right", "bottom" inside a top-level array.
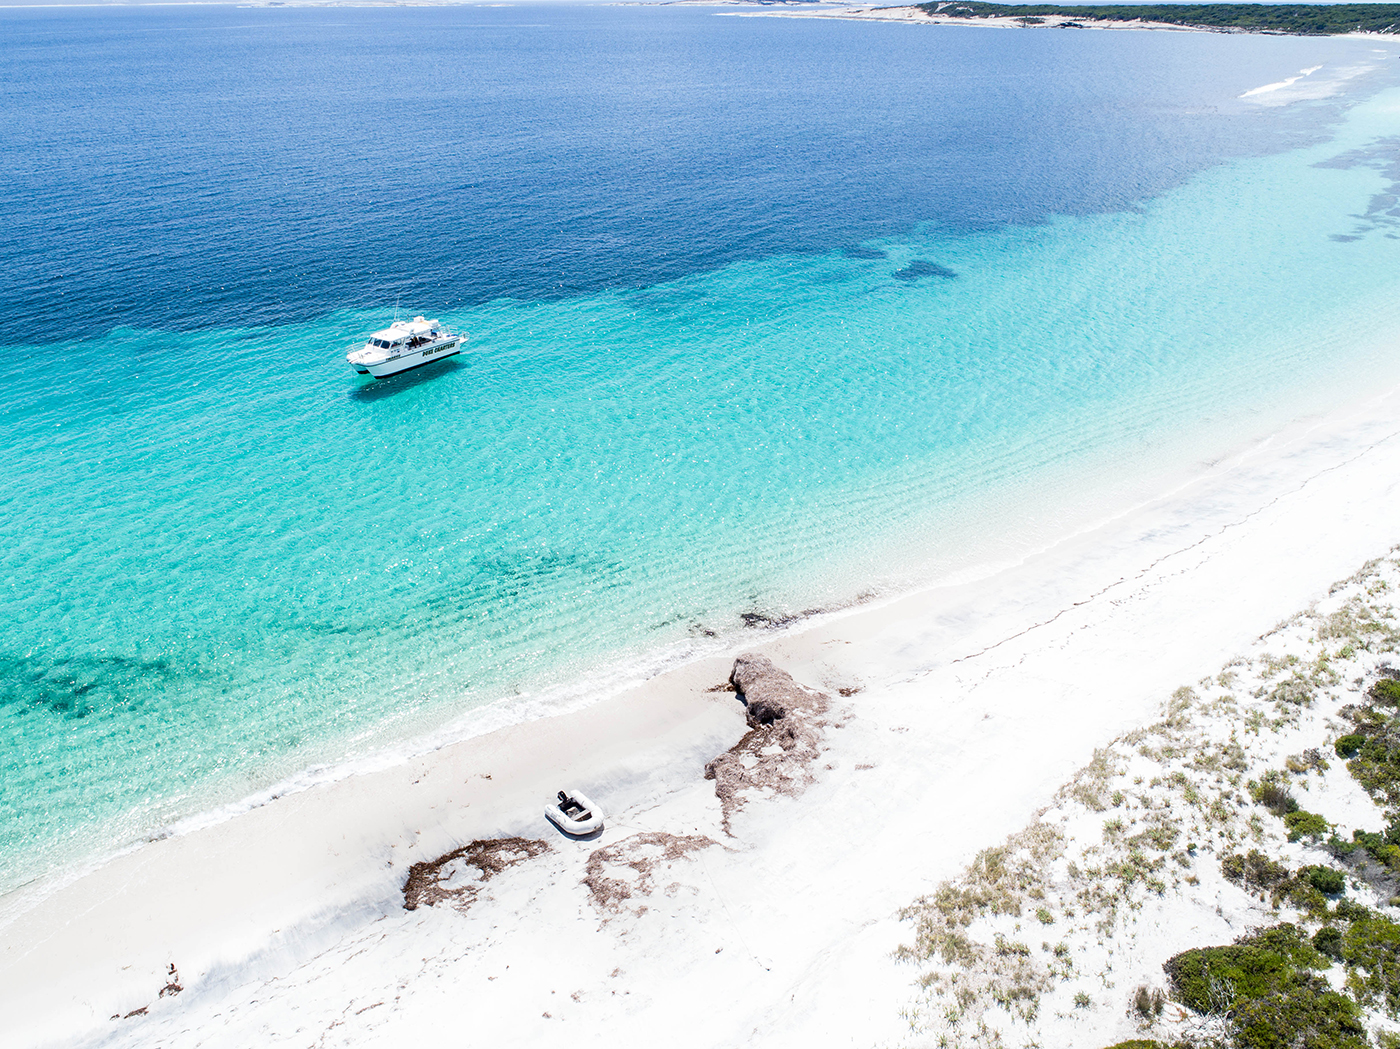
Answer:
[{"left": 365, "top": 317, "right": 439, "bottom": 352}]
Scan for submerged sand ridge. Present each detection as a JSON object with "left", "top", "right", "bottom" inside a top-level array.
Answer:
[{"left": 6, "top": 383, "right": 1400, "bottom": 1046}]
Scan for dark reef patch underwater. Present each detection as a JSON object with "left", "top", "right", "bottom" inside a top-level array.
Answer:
[{"left": 893, "top": 259, "right": 959, "bottom": 281}]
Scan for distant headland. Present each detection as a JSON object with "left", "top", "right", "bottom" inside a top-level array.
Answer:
[
  {"left": 727, "top": 1, "right": 1400, "bottom": 36},
  {"left": 914, "top": 2, "right": 1400, "bottom": 34}
]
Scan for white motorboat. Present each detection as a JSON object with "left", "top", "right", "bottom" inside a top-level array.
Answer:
[
  {"left": 545, "top": 788, "right": 604, "bottom": 836},
  {"left": 346, "top": 316, "right": 465, "bottom": 378}
]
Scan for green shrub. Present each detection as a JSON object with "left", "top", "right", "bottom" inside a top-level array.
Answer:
[
  {"left": 1221, "top": 850, "right": 1290, "bottom": 891},
  {"left": 1369, "top": 678, "right": 1400, "bottom": 706},
  {"left": 1302, "top": 865, "right": 1346, "bottom": 895},
  {"left": 1333, "top": 898, "right": 1372, "bottom": 922},
  {"left": 1326, "top": 833, "right": 1359, "bottom": 858},
  {"left": 1284, "top": 810, "right": 1329, "bottom": 842},
  {"left": 915, "top": 3, "right": 1400, "bottom": 38},
  {"left": 1348, "top": 704, "right": 1390, "bottom": 733},
  {"left": 1165, "top": 925, "right": 1317, "bottom": 1010},
  {"left": 1335, "top": 734, "right": 1365, "bottom": 758},
  {"left": 1279, "top": 877, "right": 1330, "bottom": 918},
  {"left": 1246, "top": 924, "right": 1329, "bottom": 968},
  {"left": 1341, "top": 913, "right": 1400, "bottom": 1013},
  {"left": 1347, "top": 829, "right": 1400, "bottom": 868},
  {"left": 1231, "top": 976, "right": 1365, "bottom": 1049},
  {"left": 1313, "top": 926, "right": 1344, "bottom": 959},
  {"left": 1165, "top": 925, "right": 1362, "bottom": 1049},
  {"left": 1354, "top": 829, "right": 1385, "bottom": 853},
  {"left": 1348, "top": 728, "right": 1400, "bottom": 809}
]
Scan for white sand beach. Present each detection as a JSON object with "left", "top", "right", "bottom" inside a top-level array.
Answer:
[
  {"left": 719, "top": 3, "right": 1218, "bottom": 32},
  {"left": 7, "top": 379, "right": 1400, "bottom": 1048}
]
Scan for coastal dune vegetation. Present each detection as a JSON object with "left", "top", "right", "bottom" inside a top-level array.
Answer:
[
  {"left": 914, "top": 2, "right": 1400, "bottom": 34},
  {"left": 897, "top": 551, "right": 1400, "bottom": 1047}
]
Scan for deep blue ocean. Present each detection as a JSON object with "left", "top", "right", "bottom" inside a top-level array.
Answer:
[{"left": 4, "top": 4, "right": 1400, "bottom": 893}]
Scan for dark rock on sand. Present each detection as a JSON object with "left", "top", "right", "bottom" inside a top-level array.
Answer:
[{"left": 704, "top": 654, "right": 831, "bottom": 833}]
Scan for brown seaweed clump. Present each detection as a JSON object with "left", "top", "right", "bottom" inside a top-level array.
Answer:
[
  {"left": 402, "top": 837, "right": 551, "bottom": 912},
  {"left": 703, "top": 653, "right": 830, "bottom": 833},
  {"left": 584, "top": 831, "right": 717, "bottom": 914}
]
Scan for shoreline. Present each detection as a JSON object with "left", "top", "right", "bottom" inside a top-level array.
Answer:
[
  {"left": 716, "top": 2, "right": 1398, "bottom": 37},
  {"left": 722, "top": 4, "right": 1219, "bottom": 32},
  {"left": 8, "top": 376, "right": 1400, "bottom": 1045}
]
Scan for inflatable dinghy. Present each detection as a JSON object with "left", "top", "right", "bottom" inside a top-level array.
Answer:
[{"left": 545, "top": 788, "right": 603, "bottom": 836}]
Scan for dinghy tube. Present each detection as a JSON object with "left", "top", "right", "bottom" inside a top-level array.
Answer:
[{"left": 545, "top": 788, "right": 604, "bottom": 836}]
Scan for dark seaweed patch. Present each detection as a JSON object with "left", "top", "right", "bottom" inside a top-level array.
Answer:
[
  {"left": 403, "top": 837, "right": 550, "bottom": 911},
  {"left": 893, "top": 259, "right": 958, "bottom": 281},
  {"left": 1312, "top": 138, "right": 1400, "bottom": 173},
  {"left": 0, "top": 650, "right": 180, "bottom": 720},
  {"left": 739, "top": 608, "right": 824, "bottom": 629},
  {"left": 1312, "top": 137, "right": 1400, "bottom": 240}
]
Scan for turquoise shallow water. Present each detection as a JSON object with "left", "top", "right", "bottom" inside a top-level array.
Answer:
[{"left": 4, "top": 7, "right": 1400, "bottom": 894}]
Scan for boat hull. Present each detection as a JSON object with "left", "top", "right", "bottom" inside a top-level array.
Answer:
[{"left": 352, "top": 337, "right": 462, "bottom": 378}]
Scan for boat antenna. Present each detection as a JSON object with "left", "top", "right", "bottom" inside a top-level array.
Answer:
[{"left": 393, "top": 294, "right": 400, "bottom": 324}]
